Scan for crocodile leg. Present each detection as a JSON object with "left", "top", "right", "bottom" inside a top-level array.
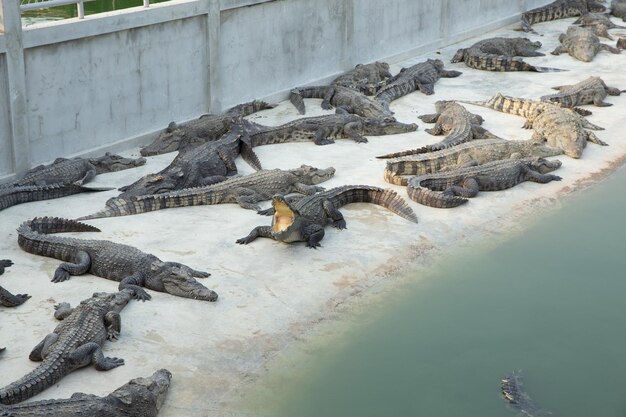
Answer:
[
  {"left": 303, "top": 224, "right": 325, "bottom": 248},
  {"left": 235, "top": 226, "right": 273, "bottom": 245},
  {"left": 424, "top": 119, "right": 445, "bottom": 136},
  {"left": 322, "top": 200, "right": 346, "bottom": 229},
  {"left": 592, "top": 94, "right": 613, "bottom": 106},
  {"left": 74, "top": 168, "right": 97, "bottom": 186},
  {"left": 0, "top": 286, "right": 30, "bottom": 307},
  {"left": 293, "top": 182, "right": 325, "bottom": 195},
  {"left": 342, "top": 122, "right": 368, "bottom": 143},
  {"left": 472, "top": 125, "right": 501, "bottom": 139},
  {"left": 104, "top": 311, "right": 122, "bottom": 340},
  {"left": 599, "top": 44, "right": 621, "bottom": 54},
  {"left": 313, "top": 128, "right": 336, "bottom": 145},
  {"left": 217, "top": 146, "right": 238, "bottom": 175},
  {"left": 443, "top": 178, "right": 480, "bottom": 198},
  {"left": 440, "top": 69, "right": 463, "bottom": 78},
  {"left": 54, "top": 302, "right": 74, "bottom": 320},
  {"left": 524, "top": 169, "right": 562, "bottom": 183},
  {"left": 419, "top": 112, "right": 440, "bottom": 124},
  {"left": 551, "top": 46, "right": 565, "bottom": 55},
  {"left": 0, "top": 259, "right": 13, "bottom": 274},
  {"left": 234, "top": 191, "right": 263, "bottom": 211},
  {"left": 52, "top": 250, "right": 91, "bottom": 283},
  {"left": 417, "top": 82, "right": 435, "bottom": 95},
  {"left": 29, "top": 333, "right": 59, "bottom": 361},
  {"left": 321, "top": 88, "right": 336, "bottom": 110},
  {"left": 118, "top": 275, "right": 151, "bottom": 301},
  {"left": 67, "top": 342, "right": 124, "bottom": 371},
  {"left": 586, "top": 131, "right": 609, "bottom": 146}
]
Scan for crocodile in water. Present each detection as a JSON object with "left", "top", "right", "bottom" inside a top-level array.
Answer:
[
  {"left": 235, "top": 185, "right": 418, "bottom": 248},
  {"left": 451, "top": 37, "right": 566, "bottom": 72},
  {"left": 0, "top": 289, "right": 133, "bottom": 405},
  {"left": 552, "top": 25, "right": 621, "bottom": 62},
  {"left": 0, "top": 369, "right": 172, "bottom": 417},
  {"left": 18, "top": 217, "right": 218, "bottom": 302},
  {"left": 406, "top": 157, "right": 562, "bottom": 208},
  {"left": 77, "top": 165, "right": 336, "bottom": 220},
  {"left": 501, "top": 370, "right": 554, "bottom": 417}
]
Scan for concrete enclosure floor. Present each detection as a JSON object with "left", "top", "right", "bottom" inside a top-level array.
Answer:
[{"left": 1, "top": 16, "right": 626, "bottom": 417}]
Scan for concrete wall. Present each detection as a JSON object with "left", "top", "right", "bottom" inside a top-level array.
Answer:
[{"left": 0, "top": 0, "right": 552, "bottom": 179}]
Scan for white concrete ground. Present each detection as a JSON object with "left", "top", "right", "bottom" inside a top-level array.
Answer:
[{"left": 1, "top": 16, "right": 625, "bottom": 417}]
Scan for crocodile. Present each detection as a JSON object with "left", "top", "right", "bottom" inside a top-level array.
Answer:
[
  {"left": 406, "top": 157, "right": 562, "bottom": 208},
  {"left": 76, "top": 165, "right": 336, "bottom": 220},
  {"left": 451, "top": 37, "right": 566, "bottom": 72},
  {"left": 117, "top": 119, "right": 263, "bottom": 199},
  {"left": 289, "top": 85, "right": 393, "bottom": 118},
  {"left": 573, "top": 12, "right": 626, "bottom": 39},
  {"left": 374, "top": 59, "right": 462, "bottom": 108},
  {"left": 379, "top": 101, "right": 500, "bottom": 156},
  {"left": 0, "top": 369, "right": 172, "bottom": 417},
  {"left": 235, "top": 185, "right": 418, "bottom": 248},
  {"left": 541, "top": 76, "right": 624, "bottom": 109},
  {"left": 0, "top": 183, "right": 113, "bottom": 212},
  {"left": 17, "top": 217, "right": 218, "bottom": 302},
  {"left": 140, "top": 100, "right": 275, "bottom": 156},
  {"left": 552, "top": 25, "right": 621, "bottom": 62},
  {"left": 0, "top": 259, "right": 30, "bottom": 308},
  {"left": 379, "top": 139, "right": 564, "bottom": 186},
  {"left": 618, "top": 36, "right": 626, "bottom": 48},
  {"left": 611, "top": 0, "right": 626, "bottom": 20},
  {"left": 501, "top": 370, "right": 553, "bottom": 417},
  {"left": 244, "top": 114, "right": 417, "bottom": 146},
  {"left": 460, "top": 93, "right": 607, "bottom": 158},
  {"left": 0, "top": 289, "right": 133, "bottom": 405},
  {"left": 2, "top": 153, "right": 146, "bottom": 188},
  {"left": 330, "top": 61, "right": 393, "bottom": 95},
  {"left": 520, "top": 0, "right": 607, "bottom": 33}
]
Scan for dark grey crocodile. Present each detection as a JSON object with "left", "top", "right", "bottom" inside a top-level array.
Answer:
[
  {"left": 289, "top": 85, "right": 392, "bottom": 118},
  {"left": 331, "top": 61, "right": 392, "bottom": 95},
  {"left": 407, "top": 157, "right": 562, "bottom": 208},
  {"left": 117, "top": 119, "right": 263, "bottom": 199},
  {"left": 501, "top": 370, "right": 553, "bottom": 417},
  {"left": 574, "top": 12, "right": 626, "bottom": 39},
  {"left": 460, "top": 93, "right": 607, "bottom": 158},
  {"left": 541, "top": 76, "right": 624, "bottom": 109},
  {"left": 374, "top": 59, "right": 462, "bottom": 108},
  {"left": 552, "top": 25, "right": 621, "bottom": 62},
  {"left": 18, "top": 217, "right": 218, "bottom": 302},
  {"left": 140, "top": 100, "right": 275, "bottom": 156},
  {"left": 0, "top": 289, "right": 133, "bottom": 405},
  {"left": 380, "top": 139, "right": 563, "bottom": 185},
  {"left": 0, "top": 183, "right": 113, "bottom": 212},
  {"left": 245, "top": 114, "right": 417, "bottom": 146},
  {"left": 0, "top": 369, "right": 172, "bottom": 417},
  {"left": 520, "top": 0, "right": 606, "bottom": 33},
  {"left": 0, "top": 259, "right": 30, "bottom": 308},
  {"left": 76, "top": 165, "right": 336, "bottom": 220},
  {"left": 235, "top": 185, "right": 418, "bottom": 248},
  {"left": 612, "top": 0, "right": 626, "bottom": 20},
  {"left": 2, "top": 153, "right": 146, "bottom": 188},
  {"left": 378, "top": 101, "right": 500, "bottom": 157},
  {"left": 451, "top": 37, "right": 566, "bottom": 72}
]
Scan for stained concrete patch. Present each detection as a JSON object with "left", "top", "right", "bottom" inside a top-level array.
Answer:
[{"left": 1, "top": 16, "right": 625, "bottom": 417}]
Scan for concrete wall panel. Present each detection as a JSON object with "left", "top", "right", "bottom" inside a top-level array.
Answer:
[
  {"left": 23, "top": 16, "right": 207, "bottom": 164},
  {"left": 0, "top": 54, "right": 13, "bottom": 176}
]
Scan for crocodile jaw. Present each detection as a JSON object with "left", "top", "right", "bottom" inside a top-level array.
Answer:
[{"left": 272, "top": 197, "right": 295, "bottom": 233}]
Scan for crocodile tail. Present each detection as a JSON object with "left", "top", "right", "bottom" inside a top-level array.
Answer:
[
  {"left": 226, "top": 100, "right": 276, "bottom": 117},
  {"left": 407, "top": 178, "right": 468, "bottom": 208},
  {"left": 528, "top": 65, "right": 567, "bottom": 73},
  {"left": 1, "top": 184, "right": 112, "bottom": 211},
  {"left": 338, "top": 186, "right": 417, "bottom": 223},
  {"left": 19, "top": 216, "right": 100, "bottom": 235},
  {"left": 289, "top": 89, "right": 306, "bottom": 114},
  {"left": 240, "top": 138, "right": 262, "bottom": 170},
  {"left": 376, "top": 147, "right": 428, "bottom": 159},
  {"left": 383, "top": 162, "right": 410, "bottom": 186},
  {"left": 0, "top": 355, "right": 70, "bottom": 405}
]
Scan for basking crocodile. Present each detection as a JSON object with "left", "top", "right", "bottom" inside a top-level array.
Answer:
[
  {"left": 0, "top": 259, "right": 30, "bottom": 308},
  {"left": 379, "top": 139, "right": 563, "bottom": 185},
  {"left": 374, "top": 59, "right": 462, "bottom": 108},
  {"left": 552, "top": 25, "right": 621, "bottom": 62},
  {"left": 18, "top": 217, "right": 218, "bottom": 302},
  {"left": 573, "top": 12, "right": 626, "bottom": 39},
  {"left": 0, "top": 183, "right": 113, "bottom": 212},
  {"left": 235, "top": 185, "right": 418, "bottom": 248},
  {"left": 289, "top": 85, "right": 392, "bottom": 118},
  {"left": 2, "top": 153, "right": 146, "bottom": 188},
  {"left": 331, "top": 61, "right": 392, "bottom": 95},
  {"left": 520, "top": 0, "right": 606, "bottom": 33},
  {"left": 245, "top": 114, "right": 417, "bottom": 146},
  {"left": 117, "top": 119, "right": 263, "bottom": 199},
  {"left": 77, "top": 165, "right": 336, "bottom": 220},
  {"left": 451, "top": 37, "right": 566, "bottom": 72},
  {"left": 380, "top": 101, "right": 500, "bottom": 156},
  {"left": 407, "top": 157, "right": 563, "bottom": 208},
  {"left": 501, "top": 370, "right": 553, "bottom": 417},
  {"left": 541, "top": 76, "right": 624, "bottom": 109},
  {"left": 0, "top": 289, "right": 133, "bottom": 405},
  {"left": 612, "top": 0, "right": 626, "bottom": 20},
  {"left": 461, "top": 93, "right": 607, "bottom": 158},
  {"left": 0, "top": 369, "right": 172, "bottom": 417},
  {"left": 140, "top": 100, "right": 275, "bottom": 156}
]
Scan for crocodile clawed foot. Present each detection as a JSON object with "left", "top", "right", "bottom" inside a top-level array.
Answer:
[
  {"left": 549, "top": 175, "right": 562, "bottom": 181},
  {"left": 193, "top": 271, "right": 211, "bottom": 279},
  {"left": 333, "top": 219, "right": 347, "bottom": 229},
  {"left": 0, "top": 259, "right": 13, "bottom": 268},
  {"left": 52, "top": 270, "right": 71, "bottom": 283},
  {"left": 55, "top": 302, "right": 70, "bottom": 310},
  {"left": 15, "top": 294, "right": 31, "bottom": 304},
  {"left": 355, "top": 137, "right": 368, "bottom": 143},
  {"left": 107, "top": 329, "right": 120, "bottom": 341},
  {"left": 102, "top": 357, "right": 125, "bottom": 370},
  {"left": 132, "top": 288, "right": 152, "bottom": 302},
  {"left": 306, "top": 242, "right": 321, "bottom": 249}
]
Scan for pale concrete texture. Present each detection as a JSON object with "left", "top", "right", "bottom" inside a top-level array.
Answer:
[{"left": 1, "top": 16, "right": 625, "bottom": 417}]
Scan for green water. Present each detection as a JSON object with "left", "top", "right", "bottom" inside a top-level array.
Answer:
[
  {"left": 238, "top": 163, "right": 626, "bottom": 417},
  {"left": 21, "top": 0, "right": 169, "bottom": 23}
]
